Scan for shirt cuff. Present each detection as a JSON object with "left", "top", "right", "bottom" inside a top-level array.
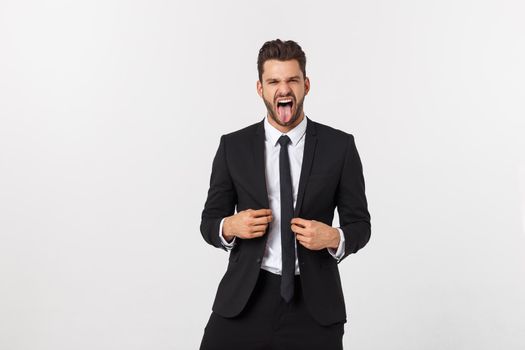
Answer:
[
  {"left": 327, "top": 228, "right": 345, "bottom": 261},
  {"left": 219, "top": 217, "right": 236, "bottom": 250}
]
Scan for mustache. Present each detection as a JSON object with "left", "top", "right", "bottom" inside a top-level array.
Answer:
[{"left": 274, "top": 93, "right": 296, "bottom": 103}]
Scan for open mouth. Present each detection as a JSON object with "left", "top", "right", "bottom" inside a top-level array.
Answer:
[{"left": 276, "top": 98, "right": 294, "bottom": 122}]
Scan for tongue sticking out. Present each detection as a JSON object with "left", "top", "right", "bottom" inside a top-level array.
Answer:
[{"left": 277, "top": 104, "right": 293, "bottom": 123}]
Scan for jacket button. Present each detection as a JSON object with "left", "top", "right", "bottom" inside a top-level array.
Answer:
[{"left": 256, "top": 258, "right": 262, "bottom": 263}]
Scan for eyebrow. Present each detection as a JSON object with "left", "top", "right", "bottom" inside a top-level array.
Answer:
[{"left": 265, "top": 76, "right": 302, "bottom": 83}]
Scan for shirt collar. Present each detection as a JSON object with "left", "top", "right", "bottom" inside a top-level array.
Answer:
[{"left": 264, "top": 115, "right": 307, "bottom": 147}]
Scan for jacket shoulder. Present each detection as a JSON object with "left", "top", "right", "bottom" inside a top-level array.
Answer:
[
  {"left": 221, "top": 120, "right": 261, "bottom": 142},
  {"left": 311, "top": 119, "right": 354, "bottom": 146}
]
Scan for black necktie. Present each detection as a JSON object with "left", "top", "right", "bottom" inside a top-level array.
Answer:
[{"left": 278, "top": 135, "right": 295, "bottom": 302}]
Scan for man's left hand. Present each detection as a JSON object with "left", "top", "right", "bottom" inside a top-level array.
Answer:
[{"left": 290, "top": 218, "right": 340, "bottom": 250}]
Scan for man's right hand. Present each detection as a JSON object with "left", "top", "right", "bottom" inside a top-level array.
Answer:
[{"left": 222, "top": 209, "right": 272, "bottom": 242}]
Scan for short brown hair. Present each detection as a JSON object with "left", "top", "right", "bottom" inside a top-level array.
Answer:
[{"left": 257, "top": 39, "right": 307, "bottom": 82}]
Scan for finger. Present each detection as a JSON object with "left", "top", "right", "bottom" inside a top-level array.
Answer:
[
  {"left": 297, "top": 239, "right": 311, "bottom": 250},
  {"left": 295, "top": 234, "right": 312, "bottom": 244},
  {"left": 250, "top": 223, "right": 268, "bottom": 233},
  {"left": 290, "top": 223, "right": 302, "bottom": 234},
  {"left": 291, "top": 223, "right": 308, "bottom": 235},
  {"left": 291, "top": 217, "right": 309, "bottom": 227},
  {"left": 252, "top": 208, "right": 272, "bottom": 217},
  {"left": 247, "top": 229, "right": 266, "bottom": 238},
  {"left": 253, "top": 215, "right": 272, "bottom": 225}
]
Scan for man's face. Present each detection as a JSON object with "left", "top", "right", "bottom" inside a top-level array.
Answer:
[{"left": 257, "top": 59, "right": 310, "bottom": 128}]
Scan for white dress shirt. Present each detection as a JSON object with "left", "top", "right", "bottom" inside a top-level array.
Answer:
[{"left": 219, "top": 116, "right": 345, "bottom": 274}]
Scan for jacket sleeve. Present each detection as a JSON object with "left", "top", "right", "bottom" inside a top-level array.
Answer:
[
  {"left": 335, "top": 134, "right": 371, "bottom": 262},
  {"left": 200, "top": 135, "right": 237, "bottom": 250}
]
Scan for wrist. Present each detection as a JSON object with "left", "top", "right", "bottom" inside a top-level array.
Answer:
[
  {"left": 222, "top": 216, "right": 235, "bottom": 242},
  {"left": 329, "top": 227, "right": 340, "bottom": 249}
]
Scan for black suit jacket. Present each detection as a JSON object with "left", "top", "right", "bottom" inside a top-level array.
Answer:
[{"left": 200, "top": 116, "right": 371, "bottom": 326}]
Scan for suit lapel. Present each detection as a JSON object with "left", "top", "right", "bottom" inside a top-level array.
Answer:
[
  {"left": 294, "top": 117, "right": 317, "bottom": 216},
  {"left": 252, "top": 120, "right": 270, "bottom": 209},
  {"left": 252, "top": 116, "right": 318, "bottom": 216}
]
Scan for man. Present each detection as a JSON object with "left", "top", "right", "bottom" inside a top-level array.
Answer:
[{"left": 199, "top": 39, "right": 371, "bottom": 350}]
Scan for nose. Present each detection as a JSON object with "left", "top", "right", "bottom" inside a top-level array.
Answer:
[{"left": 277, "top": 82, "right": 292, "bottom": 95}]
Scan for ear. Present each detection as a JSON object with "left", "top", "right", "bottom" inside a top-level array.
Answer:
[
  {"left": 256, "top": 80, "right": 263, "bottom": 97},
  {"left": 304, "top": 76, "right": 310, "bottom": 95}
]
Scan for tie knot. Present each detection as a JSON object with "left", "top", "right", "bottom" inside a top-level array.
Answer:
[{"left": 278, "top": 135, "right": 291, "bottom": 147}]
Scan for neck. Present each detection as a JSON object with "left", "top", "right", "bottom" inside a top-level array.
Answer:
[{"left": 268, "top": 112, "right": 305, "bottom": 133}]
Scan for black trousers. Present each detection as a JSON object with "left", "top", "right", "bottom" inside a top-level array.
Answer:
[{"left": 200, "top": 269, "right": 344, "bottom": 350}]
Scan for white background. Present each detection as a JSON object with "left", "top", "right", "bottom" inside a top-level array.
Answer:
[{"left": 1, "top": 0, "right": 524, "bottom": 349}]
